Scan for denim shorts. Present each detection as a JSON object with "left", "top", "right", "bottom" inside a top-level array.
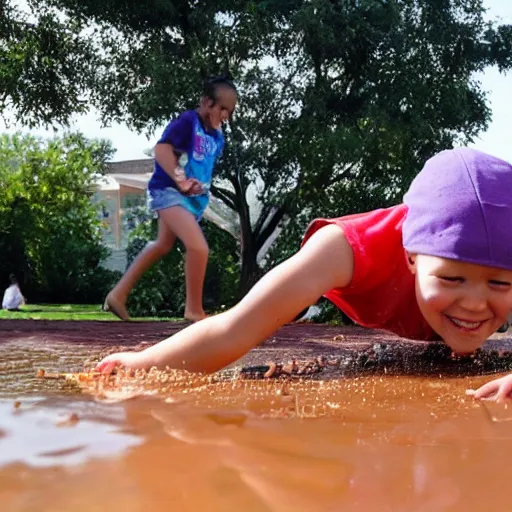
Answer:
[{"left": 146, "top": 187, "right": 204, "bottom": 221}]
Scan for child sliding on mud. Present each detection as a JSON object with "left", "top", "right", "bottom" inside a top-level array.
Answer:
[{"left": 97, "top": 148, "right": 512, "bottom": 401}]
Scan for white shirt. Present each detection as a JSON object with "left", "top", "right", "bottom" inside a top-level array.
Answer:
[{"left": 2, "top": 284, "right": 25, "bottom": 310}]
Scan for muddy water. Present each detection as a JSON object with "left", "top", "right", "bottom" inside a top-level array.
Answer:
[{"left": 1, "top": 337, "right": 512, "bottom": 511}]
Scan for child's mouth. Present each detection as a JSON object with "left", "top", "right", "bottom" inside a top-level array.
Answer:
[{"left": 446, "top": 315, "right": 486, "bottom": 331}]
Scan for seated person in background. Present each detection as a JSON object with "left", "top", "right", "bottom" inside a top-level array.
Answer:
[{"left": 2, "top": 274, "right": 26, "bottom": 311}]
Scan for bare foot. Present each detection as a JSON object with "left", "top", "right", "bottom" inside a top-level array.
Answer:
[
  {"left": 103, "top": 293, "right": 130, "bottom": 321},
  {"left": 184, "top": 310, "right": 207, "bottom": 323}
]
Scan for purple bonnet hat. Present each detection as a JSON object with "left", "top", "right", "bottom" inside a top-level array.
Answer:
[{"left": 403, "top": 147, "right": 512, "bottom": 270}]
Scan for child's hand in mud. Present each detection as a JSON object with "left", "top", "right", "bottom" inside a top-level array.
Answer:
[
  {"left": 95, "top": 351, "right": 147, "bottom": 374},
  {"left": 466, "top": 373, "right": 512, "bottom": 402}
]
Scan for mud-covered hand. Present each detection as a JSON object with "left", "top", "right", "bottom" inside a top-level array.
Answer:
[
  {"left": 95, "top": 351, "right": 149, "bottom": 374},
  {"left": 466, "top": 373, "right": 512, "bottom": 402}
]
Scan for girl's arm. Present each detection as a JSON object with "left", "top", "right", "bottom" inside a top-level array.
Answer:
[
  {"left": 97, "top": 224, "right": 354, "bottom": 374},
  {"left": 154, "top": 143, "right": 201, "bottom": 195}
]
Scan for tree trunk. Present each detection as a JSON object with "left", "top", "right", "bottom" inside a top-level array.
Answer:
[
  {"left": 238, "top": 205, "right": 288, "bottom": 296},
  {"left": 239, "top": 237, "right": 259, "bottom": 297},
  {"left": 238, "top": 204, "right": 259, "bottom": 296}
]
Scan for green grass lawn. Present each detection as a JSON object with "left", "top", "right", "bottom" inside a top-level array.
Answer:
[{"left": 0, "top": 304, "right": 181, "bottom": 321}]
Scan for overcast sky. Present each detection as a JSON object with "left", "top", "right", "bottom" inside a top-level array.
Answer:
[{"left": 3, "top": 0, "right": 511, "bottom": 163}]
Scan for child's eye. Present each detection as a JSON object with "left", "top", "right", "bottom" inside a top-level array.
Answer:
[
  {"left": 489, "top": 280, "right": 511, "bottom": 288},
  {"left": 439, "top": 276, "right": 463, "bottom": 283}
]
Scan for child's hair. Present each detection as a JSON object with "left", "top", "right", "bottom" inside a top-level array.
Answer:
[
  {"left": 8, "top": 274, "right": 18, "bottom": 285},
  {"left": 202, "top": 75, "right": 237, "bottom": 102},
  {"left": 402, "top": 148, "right": 512, "bottom": 270}
]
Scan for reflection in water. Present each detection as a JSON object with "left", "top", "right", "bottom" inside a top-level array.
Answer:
[
  {"left": 2, "top": 337, "right": 512, "bottom": 510},
  {"left": 0, "top": 397, "right": 142, "bottom": 468}
]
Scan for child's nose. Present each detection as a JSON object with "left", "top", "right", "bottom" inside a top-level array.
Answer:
[{"left": 458, "top": 287, "right": 489, "bottom": 312}]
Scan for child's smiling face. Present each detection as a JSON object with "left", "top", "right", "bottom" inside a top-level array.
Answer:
[{"left": 407, "top": 253, "right": 512, "bottom": 354}]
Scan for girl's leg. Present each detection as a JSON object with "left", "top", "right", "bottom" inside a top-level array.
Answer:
[
  {"left": 158, "top": 207, "right": 209, "bottom": 322},
  {"left": 105, "top": 217, "right": 176, "bottom": 320}
]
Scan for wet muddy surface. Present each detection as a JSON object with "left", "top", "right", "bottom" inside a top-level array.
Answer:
[
  {"left": 2, "top": 320, "right": 512, "bottom": 384},
  {"left": 2, "top": 320, "right": 512, "bottom": 511}
]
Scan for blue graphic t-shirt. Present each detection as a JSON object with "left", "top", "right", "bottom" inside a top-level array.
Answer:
[{"left": 148, "top": 110, "right": 224, "bottom": 214}]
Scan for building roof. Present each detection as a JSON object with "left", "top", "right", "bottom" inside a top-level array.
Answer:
[
  {"left": 109, "top": 173, "right": 151, "bottom": 190},
  {"left": 106, "top": 159, "right": 153, "bottom": 175}
]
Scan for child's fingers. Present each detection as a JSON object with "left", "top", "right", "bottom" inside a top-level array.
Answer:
[
  {"left": 190, "top": 184, "right": 202, "bottom": 195},
  {"left": 178, "top": 179, "right": 194, "bottom": 195},
  {"left": 467, "top": 376, "right": 512, "bottom": 402},
  {"left": 496, "top": 380, "right": 512, "bottom": 402},
  {"left": 466, "top": 381, "right": 499, "bottom": 400},
  {"left": 186, "top": 179, "right": 202, "bottom": 195},
  {"left": 95, "top": 358, "right": 119, "bottom": 374}
]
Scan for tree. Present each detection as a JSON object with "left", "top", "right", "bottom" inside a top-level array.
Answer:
[
  {"left": 0, "top": 132, "right": 118, "bottom": 302},
  {"left": 3, "top": 0, "right": 512, "bottom": 294},
  {"left": 0, "top": 0, "right": 100, "bottom": 127}
]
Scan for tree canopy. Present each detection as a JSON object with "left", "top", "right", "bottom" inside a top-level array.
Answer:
[
  {"left": 0, "top": 132, "right": 117, "bottom": 302},
  {"left": 2, "top": 0, "right": 512, "bottom": 293}
]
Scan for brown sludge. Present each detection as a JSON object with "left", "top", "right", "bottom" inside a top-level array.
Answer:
[{"left": 1, "top": 320, "right": 512, "bottom": 511}]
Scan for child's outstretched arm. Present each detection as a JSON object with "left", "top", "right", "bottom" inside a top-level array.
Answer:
[
  {"left": 96, "top": 224, "right": 354, "bottom": 374},
  {"left": 466, "top": 374, "right": 512, "bottom": 402}
]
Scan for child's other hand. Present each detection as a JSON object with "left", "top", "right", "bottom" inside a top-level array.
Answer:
[
  {"left": 466, "top": 374, "right": 512, "bottom": 402},
  {"left": 189, "top": 180, "right": 204, "bottom": 195},
  {"left": 95, "top": 351, "right": 147, "bottom": 374},
  {"left": 178, "top": 178, "right": 202, "bottom": 196}
]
